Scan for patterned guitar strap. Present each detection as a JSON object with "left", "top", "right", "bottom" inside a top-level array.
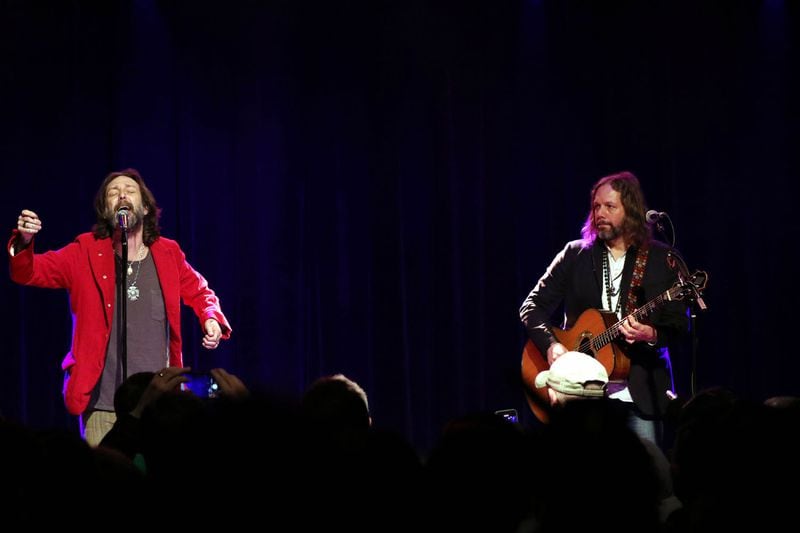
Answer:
[{"left": 624, "top": 246, "right": 649, "bottom": 316}]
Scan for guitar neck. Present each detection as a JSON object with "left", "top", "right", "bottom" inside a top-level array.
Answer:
[{"left": 591, "top": 289, "right": 673, "bottom": 351}]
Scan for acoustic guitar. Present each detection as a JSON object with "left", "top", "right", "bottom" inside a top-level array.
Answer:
[{"left": 521, "top": 270, "right": 707, "bottom": 423}]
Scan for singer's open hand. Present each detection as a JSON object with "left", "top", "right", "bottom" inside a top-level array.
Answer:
[
  {"left": 202, "top": 318, "right": 222, "bottom": 349},
  {"left": 16, "top": 209, "right": 42, "bottom": 245}
]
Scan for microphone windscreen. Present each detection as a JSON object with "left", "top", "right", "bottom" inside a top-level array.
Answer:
[
  {"left": 116, "top": 207, "right": 129, "bottom": 229},
  {"left": 645, "top": 210, "right": 660, "bottom": 224}
]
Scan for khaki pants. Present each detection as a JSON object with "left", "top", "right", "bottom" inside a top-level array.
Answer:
[{"left": 80, "top": 410, "right": 117, "bottom": 447}]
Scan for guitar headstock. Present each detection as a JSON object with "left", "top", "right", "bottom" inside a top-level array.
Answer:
[
  {"left": 688, "top": 270, "right": 708, "bottom": 291},
  {"left": 671, "top": 270, "right": 708, "bottom": 300}
]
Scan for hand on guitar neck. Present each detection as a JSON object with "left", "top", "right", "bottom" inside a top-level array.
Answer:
[{"left": 619, "top": 315, "right": 658, "bottom": 345}]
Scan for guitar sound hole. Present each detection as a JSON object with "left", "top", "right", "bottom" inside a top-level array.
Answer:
[{"left": 577, "top": 339, "right": 594, "bottom": 357}]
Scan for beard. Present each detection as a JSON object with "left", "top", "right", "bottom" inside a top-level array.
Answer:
[
  {"left": 106, "top": 203, "right": 146, "bottom": 231},
  {"left": 596, "top": 223, "right": 621, "bottom": 242}
]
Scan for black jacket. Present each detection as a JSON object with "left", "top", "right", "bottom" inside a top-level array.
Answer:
[{"left": 520, "top": 238, "right": 689, "bottom": 417}]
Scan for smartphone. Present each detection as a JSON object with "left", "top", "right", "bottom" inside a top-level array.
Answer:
[
  {"left": 494, "top": 408, "right": 519, "bottom": 424},
  {"left": 183, "top": 371, "right": 219, "bottom": 399}
]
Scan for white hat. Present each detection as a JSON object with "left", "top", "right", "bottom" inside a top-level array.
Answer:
[{"left": 534, "top": 351, "right": 609, "bottom": 397}]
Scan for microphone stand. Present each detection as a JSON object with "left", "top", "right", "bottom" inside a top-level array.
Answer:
[
  {"left": 654, "top": 213, "right": 708, "bottom": 398},
  {"left": 685, "top": 268, "right": 707, "bottom": 397},
  {"left": 118, "top": 223, "right": 128, "bottom": 381}
]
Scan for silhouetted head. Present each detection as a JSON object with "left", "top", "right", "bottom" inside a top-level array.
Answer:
[{"left": 301, "top": 373, "right": 371, "bottom": 430}]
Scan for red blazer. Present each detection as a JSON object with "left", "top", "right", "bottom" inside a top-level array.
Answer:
[{"left": 8, "top": 231, "right": 231, "bottom": 415}]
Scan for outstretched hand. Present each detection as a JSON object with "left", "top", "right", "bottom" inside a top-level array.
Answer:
[{"left": 16, "top": 209, "right": 42, "bottom": 247}]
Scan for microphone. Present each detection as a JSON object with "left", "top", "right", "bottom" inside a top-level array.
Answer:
[
  {"left": 645, "top": 210, "right": 667, "bottom": 224},
  {"left": 116, "top": 207, "right": 129, "bottom": 230}
]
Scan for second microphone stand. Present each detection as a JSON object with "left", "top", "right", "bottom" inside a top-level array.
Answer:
[{"left": 654, "top": 214, "right": 708, "bottom": 397}]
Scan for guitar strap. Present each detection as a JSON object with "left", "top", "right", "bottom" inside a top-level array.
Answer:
[{"left": 624, "top": 247, "right": 649, "bottom": 316}]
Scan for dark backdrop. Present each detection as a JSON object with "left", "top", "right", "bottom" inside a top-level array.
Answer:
[{"left": 2, "top": 0, "right": 798, "bottom": 454}]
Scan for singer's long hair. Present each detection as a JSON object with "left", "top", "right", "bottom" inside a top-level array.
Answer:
[
  {"left": 580, "top": 171, "right": 652, "bottom": 248},
  {"left": 92, "top": 168, "right": 161, "bottom": 246}
]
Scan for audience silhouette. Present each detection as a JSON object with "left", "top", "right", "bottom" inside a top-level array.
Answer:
[{"left": 3, "top": 371, "right": 797, "bottom": 531}]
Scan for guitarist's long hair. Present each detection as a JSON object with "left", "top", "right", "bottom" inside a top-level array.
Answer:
[{"left": 580, "top": 170, "right": 652, "bottom": 248}]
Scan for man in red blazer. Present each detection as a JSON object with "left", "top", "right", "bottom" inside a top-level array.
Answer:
[{"left": 9, "top": 168, "right": 231, "bottom": 445}]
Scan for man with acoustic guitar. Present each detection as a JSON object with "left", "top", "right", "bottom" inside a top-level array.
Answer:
[{"left": 519, "top": 171, "right": 690, "bottom": 448}]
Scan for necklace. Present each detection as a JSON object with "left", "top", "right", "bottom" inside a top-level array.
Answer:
[
  {"left": 126, "top": 243, "right": 146, "bottom": 301},
  {"left": 126, "top": 243, "right": 145, "bottom": 275},
  {"left": 603, "top": 248, "right": 624, "bottom": 315}
]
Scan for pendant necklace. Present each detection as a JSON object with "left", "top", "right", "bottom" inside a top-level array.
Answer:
[
  {"left": 126, "top": 243, "right": 146, "bottom": 301},
  {"left": 603, "top": 248, "right": 623, "bottom": 315}
]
